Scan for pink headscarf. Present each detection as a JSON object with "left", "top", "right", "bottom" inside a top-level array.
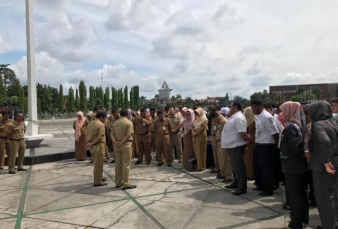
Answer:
[
  {"left": 183, "top": 109, "right": 195, "bottom": 136},
  {"left": 75, "top": 111, "right": 85, "bottom": 141},
  {"left": 279, "top": 102, "right": 303, "bottom": 127}
]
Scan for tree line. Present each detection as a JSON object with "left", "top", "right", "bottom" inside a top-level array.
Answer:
[{"left": 0, "top": 65, "right": 140, "bottom": 115}]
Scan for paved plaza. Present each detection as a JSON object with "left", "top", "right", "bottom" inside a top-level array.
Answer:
[{"left": 0, "top": 119, "right": 321, "bottom": 229}]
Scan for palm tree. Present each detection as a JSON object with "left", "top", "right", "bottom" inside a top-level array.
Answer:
[{"left": 312, "top": 86, "right": 323, "bottom": 100}]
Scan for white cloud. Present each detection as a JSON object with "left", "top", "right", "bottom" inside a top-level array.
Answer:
[{"left": 0, "top": 35, "right": 11, "bottom": 53}]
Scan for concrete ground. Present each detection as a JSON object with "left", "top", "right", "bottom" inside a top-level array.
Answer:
[{"left": 0, "top": 118, "right": 322, "bottom": 229}]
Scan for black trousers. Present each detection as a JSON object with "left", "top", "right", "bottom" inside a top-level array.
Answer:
[
  {"left": 313, "top": 171, "right": 338, "bottom": 229},
  {"left": 307, "top": 170, "right": 316, "bottom": 203},
  {"left": 253, "top": 144, "right": 275, "bottom": 193},
  {"left": 227, "top": 144, "right": 247, "bottom": 192},
  {"left": 273, "top": 148, "right": 282, "bottom": 188},
  {"left": 285, "top": 173, "right": 309, "bottom": 229}
]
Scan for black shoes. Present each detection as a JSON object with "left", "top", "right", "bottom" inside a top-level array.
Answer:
[
  {"left": 167, "top": 164, "right": 172, "bottom": 167},
  {"left": 94, "top": 183, "right": 107, "bottom": 187},
  {"left": 9, "top": 171, "right": 16, "bottom": 174},
  {"left": 283, "top": 203, "right": 291, "bottom": 210},
  {"left": 225, "top": 184, "right": 238, "bottom": 189},
  {"left": 116, "top": 185, "right": 122, "bottom": 188},
  {"left": 110, "top": 160, "right": 115, "bottom": 164},
  {"left": 259, "top": 191, "right": 274, "bottom": 196},
  {"left": 134, "top": 161, "right": 142, "bottom": 165},
  {"left": 308, "top": 200, "right": 317, "bottom": 207},
  {"left": 232, "top": 190, "right": 247, "bottom": 196},
  {"left": 17, "top": 168, "right": 27, "bottom": 171},
  {"left": 157, "top": 163, "right": 164, "bottom": 166},
  {"left": 222, "top": 179, "right": 233, "bottom": 183},
  {"left": 102, "top": 177, "right": 107, "bottom": 182},
  {"left": 252, "top": 187, "right": 263, "bottom": 191},
  {"left": 216, "top": 174, "right": 225, "bottom": 179},
  {"left": 123, "top": 185, "right": 137, "bottom": 190},
  {"left": 146, "top": 161, "right": 151, "bottom": 165}
]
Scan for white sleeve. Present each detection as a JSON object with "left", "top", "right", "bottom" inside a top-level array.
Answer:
[
  {"left": 234, "top": 116, "right": 247, "bottom": 133},
  {"left": 263, "top": 116, "right": 279, "bottom": 135}
]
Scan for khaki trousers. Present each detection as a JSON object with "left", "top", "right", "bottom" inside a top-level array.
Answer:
[
  {"left": 114, "top": 142, "right": 132, "bottom": 188},
  {"left": 136, "top": 133, "right": 151, "bottom": 162},
  {"left": 151, "top": 131, "right": 156, "bottom": 153},
  {"left": 91, "top": 143, "right": 105, "bottom": 185},
  {"left": 0, "top": 139, "right": 10, "bottom": 168},
  {"left": 193, "top": 141, "right": 207, "bottom": 171},
  {"left": 217, "top": 141, "right": 233, "bottom": 179},
  {"left": 9, "top": 139, "right": 25, "bottom": 172},
  {"left": 156, "top": 135, "right": 171, "bottom": 165},
  {"left": 211, "top": 136, "right": 219, "bottom": 171},
  {"left": 169, "top": 132, "right": 183, "bottom": 160}
]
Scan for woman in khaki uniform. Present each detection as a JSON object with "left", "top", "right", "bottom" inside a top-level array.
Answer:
[
  {"left": 192, "top": 108, "right": 208, "bottom": 171},
  {"left": 73, "top": 111, "right": 89, "bottom": 161},
  {"left": 182, "top": 109, "right": 195, "bottom": 168},
  {"left": 243, "top": 107, "right": 256, "bottom": 179}
]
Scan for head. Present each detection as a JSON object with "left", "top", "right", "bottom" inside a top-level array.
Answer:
[
  {"left": 211, "top": 112, "right": 222, "bottom": 123},
  {"left": 168, "top": 107, "right": 175, "bottom": 116},
  {"left": 120, "top": 109, "right": 128, "bottom": 118},
  {"left": 220, "top": 107, "right": 230, "bottom": 117},
  {"left": 332, "top": 99, "right": 338, "bottom": 114},
  {"left": 1, "top": 110, "right": 10, "bottom": 122},
  {"left": 11, "top": 103, "right": 17, "bottom": 110},
  {"left": 250, "top": 100, "right": 263, "bottom": 115},
  {"left": 140, "top": 108, "right": 147, "bottom": 118},
  {"left": 185, "top": 109, "right": 194, "bottom": 120},
  {"left": 263, "top": 103, "right": 273, "bottom": 115},
  {"left": 111, "top": 109, "right": 120, "bottom": 119},
  {"left": 15, "top": 111, "right": 24, "bottom": 123},
  {"left": 93, "top": 107, "right": 99, "bottom": 113},
  {"left": 279, "top": 101, "right": 303, "bottom": 123},
  {"left": 96, "top": 111, "right": 107, "bottom": 123},
  {"left": 229, "top": 101, "right": 242, "bottom": 116},
  {"left": 244, "top": 107, "right": 254, "bottom": 121},
  {"left": 0, "top": 104, "right": 4, "bottom": 113},
  {"left": 208, "top": 107, "right": 218, "bottom": 116},
  {"left": 77, "top": 111, "right": 84, "bottom": 120},
  {"left": 150, "top": 108, "right": 156, "bottom": 117},
  {"left": 157, "top": 110, "right": 164, "bottom": 121},
  {"left": 164, "top": 106, "right": 169, "bottom": 113},
  {"left": 305, "top": 101, "right": 332, "bottom": 123},
  {"left": 194, "top": 107, "right": 205, "bottom": 118}
]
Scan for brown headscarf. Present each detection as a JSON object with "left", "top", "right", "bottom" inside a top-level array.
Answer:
[
  {"left": 75, "top": 111, "right": 85, "bottom": 141},
  {"left": 193, "top": 108, "right": 208, "bottom": 129}
]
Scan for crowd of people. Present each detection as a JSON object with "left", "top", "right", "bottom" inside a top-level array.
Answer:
[{"left": 1, "top": 98, "right": 338, "bottom": 229}]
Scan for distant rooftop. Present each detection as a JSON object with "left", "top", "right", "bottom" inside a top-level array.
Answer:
[{"left": 158, "top": 81, "right": 172, "bottom": 91}]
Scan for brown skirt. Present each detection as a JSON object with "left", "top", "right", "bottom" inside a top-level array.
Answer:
[
  {"left": 183, "top": 132, "right": 194, "bottom": 168},
  {"left": 75, "top": 135, "right": 87, "bottom": 161}
]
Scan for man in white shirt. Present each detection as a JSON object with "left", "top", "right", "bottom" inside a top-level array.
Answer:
[
  {"left": 264, "top": 104, "right": 284, "bottom": 190},
  {"left": 221, "top": 101, "right": 250, "bottom": 196},
  {"left": 251, "top": 100, "right": 279, "bottom": 196}
]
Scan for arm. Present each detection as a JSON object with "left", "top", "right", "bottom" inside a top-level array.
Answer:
[
  {"left": 142, "top": 116, "right": 151, "bottom": 126},
  {"left": 117, "top": 122, "right": 134, "bottom": 148},
  {"left": 86, "top": 125, "right": 104, "bottom": 148},
  {"left": 193, "top": 120, "right": 208, "bottom": 135},
  {"left": 286, "top": 126, "right": 304, "bottom": 156},
  {"left": 273, "top": 133, "right": 279, "bottom": 147},
  {"left": 313, "top": 123, "right": 332, "bottom": 164},
  {"left": 172, "top": 117, "right": 183, "bottom": 133}
]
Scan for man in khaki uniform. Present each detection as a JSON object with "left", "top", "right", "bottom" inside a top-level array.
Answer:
[
  {"left": 212, "top": 112, "right": 233, "bottom": 183},
  {"left": 134, "top": 108, "right": 152, "bottom": 165},
  {"left": 7, "top": 111, "right": 26, "bottom": 174},
  {"left": 0, "top": 104, "right": 5, "bottom": 122},
  {"left": 0, "top": 111, "right": 12, "bottom": 169},
  {"left": 154, "top": 110, "right": 172, "bottom": 167},
  {"left": 149, "top": 108, "right": 157, "bottom": 154},
  {"left": 107, "top": 109, "right": 120, "bottom": 164},
  {"left": 111, "top": 109, "right": 136, "bottom": 190},
  {"left": 86, "top": 111, "right": 107, "bottom": 187},
  {"left": 168, "top": 107, "right": 183, "bottom": 162}
]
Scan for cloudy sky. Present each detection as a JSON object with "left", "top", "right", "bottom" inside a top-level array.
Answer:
[{"left": 1, "top": 0, "right": 338, "bottom": 99}]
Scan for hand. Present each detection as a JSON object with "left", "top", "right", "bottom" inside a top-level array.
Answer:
[
  {"left": 115, "top": 141, "right": 121, "bottom": 148},
  {"left": 324, "top": 162, "right": 336, "bottom": 174},
  {"left": 86, "top": 143, "right": 93, "bottom": 149},
  {"left": 304, "top": 151, "right": 311, "bottom": 163}
]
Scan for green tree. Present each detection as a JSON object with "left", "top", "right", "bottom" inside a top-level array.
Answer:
[
  {"left": 79, "top": 81, "right": 87, "bottom": 111},
  {"left": 118, "top": 88, "right": 123, "bottom": 108},
  {"left": 111, "top": 87, "right": 118, "bottom": 109},
  {"left": 0, "top": 74, "right": 7, "bottom": 103},
  {"left": 42, "top": 87, "right": 52, "bottom": 113},
  {"left": 94, "top": 87, "right": 104, "bottom": 107},
  {"left": 311, "top": 86, "right": 322, "bottom": 100},
  {"left": 130, "top": 87, "right": 134, "bottom": 110},
  {"left": 75, "top": 89, "right": 79, "bottom": 111},
  {"left": 133, "top": 85, "right": 139, "bottom": 110},
  {"left": 250, "top": 90, "right": 270, "bottom": 103},
  {"left": 104, "top": 87, "right": 110, "bottom": 109},
  {"left": 290, "top": 95, "right": 302, "bottom": 102},
  {"left": 0, "top": 64, "right": 17, "bottom": 97},
  {"left": 67, "top": 87, "right": 75, "bottom": 112},
  {"left": 17, "top": 83, "right": 26, "bottom": 113},
  {"left": 124, "top": 86, "right": 128, "bottom": 108},
  {"left": 233, "top": 95, "right": 249, "bottom": 106},
  {"left": 89, "top": 86, "right": 95, "bottom": 109},
  {"left": 58, "top": 84, "right": 64, "bottom": 111}
]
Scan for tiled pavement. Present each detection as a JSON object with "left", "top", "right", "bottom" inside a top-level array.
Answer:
[{"left": 0, "top": 118, "right": 322, "bottom": 228}]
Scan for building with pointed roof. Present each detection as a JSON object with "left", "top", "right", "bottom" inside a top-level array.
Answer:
[{"left": 158, "top": 81, "right": 172, "bottom": 100}]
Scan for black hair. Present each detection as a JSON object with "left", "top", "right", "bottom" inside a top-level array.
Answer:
[
  {"left": 120, "top": 109, "right": 128, "bottom": 117},
  {"left": 157, "top": 110, "right": 163, "bottom": 115},
  {"left": 250, "top": 99, "right": 263, "bottom": 106},
  {"left": 96, "top": 111, "right": 107, "bottom": 119},
  {"left": 231, "top": 101, "right": 242, "bottom": 111},
  {"left": 210, "top": 112, "right": 220, "bottom": 118},
  {"left": 332, "top": 99, "right": 338, "bottom": 104},
  {"left": 150, "top": 107, "right": 156, "bottom": 112},
  {"left": 209, "top": 107, "right": 218, "bottom": 115},
  {"left": 2, "top": 110, "right": 10, "bottom": 115},
  {"left": 111, "top": 109, "right": 118, "bottom": 114},
  {"left": 93, "top": 106, "right": 99, "bottom": 112},
  {"left": 140, "top": 108, "right": 146, "bottom": 112},
  {"left": 263, "top": 103, "right": 272, "bottom": 109}
]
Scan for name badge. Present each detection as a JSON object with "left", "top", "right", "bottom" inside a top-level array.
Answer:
[
  {"left": 214, "top": 126, "right": 217, "bottom": 130},
  {"left": 163, "top": 126, "right": 166, "bottom": 130},
  {"left": 143, "top": 123, "right": 145, "bottom": 126}
]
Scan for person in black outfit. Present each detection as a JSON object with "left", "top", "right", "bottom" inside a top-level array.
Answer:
[{"left": 280, "top": 101, "right": 309, "bottom": 229}]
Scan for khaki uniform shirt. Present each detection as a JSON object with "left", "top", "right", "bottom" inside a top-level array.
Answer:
[
  {"left": 7, "top": 121, "right": 26, "bottom": 139},
  {"left": 216, "top": 117, "right": 227, "bottom": 141},
  {"left": 0, "top": 119, "right": 13, "bottom": 138},
  {"left": 112, "top": 117, "right": 134, "bottom": 141},
  {"left": 168, "top": 115, "right": 183, "bottom": 131},
  {"left": 211, "top": 120, "right": 217, "bottom": 136},
  {"left": 150, "top": 115, "right": 157, "bottom": 132},
  {"left": 86, "top": 119, "right": 105, "bottom": 144},
  {"left": 154, "top": 118, "right": 172, "bottom": 135},
  {"left": 134, "top": 115, "right": 152, "bottom": 135}
]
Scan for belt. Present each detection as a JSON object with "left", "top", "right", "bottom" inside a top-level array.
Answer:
[
  {"left": 116, "top": 140, "right": 132, "bottom": 142},
  {"left": 11, "top": 138, "right": 24, "bottom": 141},
  {"left": 256, "top": 143, "right": 273, "bottom": 146},
  {"left": 137, "top": 132, "right": 150, "bottom": 135},
  {"left": 0, "top": 136, "right": 7, "bottom": 139},
  {"left": 158, "top": 133, "right": 169, "bottom": 135}
]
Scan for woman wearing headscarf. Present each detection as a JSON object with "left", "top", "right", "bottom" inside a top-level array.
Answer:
[
  {"left": 306, "top": 101, "right": 338, "bottom": 229},
  {"left": 73, "top": 111, "right": 89, "bottom": 161},
  {"left": 280, "top": 101, "right": 309, "bottom": 229},
  {"left": 87, "top": 111, "right": 93, "bottom": 122},
  {"left": 182, "top": 109, "right": 195, "bottom": 168},
  {"left": 243, "top": 107, "right": 256, "bottom": 180},
  {"left": 192, "top": 108, "right": 208, "bottom": 171}
]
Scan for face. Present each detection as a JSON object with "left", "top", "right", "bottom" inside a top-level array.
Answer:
[
  {"left": 15, "top": 113, "right": 24, "bottom": 122},
  {"left": 113, "top": 111, "right": 120, "bottom": 119},
  {"left": 150, "top": 111, "right": 155, "bottom": 117},
  {"left": 185, "top": 111, "right": 191, "bottom": 118},
  {"left": 168, "top": 108, "right": 175, "bottom": 116},
  {"left": 194, "top": 111, "right": 200, "bottom": 118},
  {"left": 332, "top": 102, "right": 338, "bottom": 114},
  {"left": 141, "top": 111, "right": 147, "bottom": 118},
  {"left": 158, "top": 114, "right": 164, "bottom": 121},
  {"left": 212, "top": 115, "right": 221, "bottom": 123},
  {"left": 99, "top": 116, "right": 106, "bottom": 123},
  {"left": 77, "top": 115, "right": 82, "bottom": 119},
  {"left": 229, "top": 103, "right": 237, "bottom": 116},
  {"left": 2, "top": 114, "right": 9, "bottom": 122},
  {"left": 251, "top": 105, "right": 261, "bottom": 115}
]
